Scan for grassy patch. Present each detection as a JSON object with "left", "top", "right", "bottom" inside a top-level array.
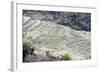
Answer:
[{"left": 62, "top": 54, "right": 72, "bottom": 60}]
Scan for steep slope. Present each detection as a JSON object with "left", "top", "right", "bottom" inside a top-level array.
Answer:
[
  {"left": 23, "top": 16, "right": 91, "bottom": 62},
  {"left": 23, "top": 10, "right": 91, "bottom": 31}
]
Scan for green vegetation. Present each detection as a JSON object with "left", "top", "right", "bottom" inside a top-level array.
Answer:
[
  {"left": 23, "top": 42, "right": 32, "bottom": 50},
  {"left": 62, "top": 54, "right": 72, "bottom": 60}
]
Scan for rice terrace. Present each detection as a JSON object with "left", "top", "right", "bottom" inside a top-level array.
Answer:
[{"left": 22, "top": 10, "right": 91, "bottom": 62}]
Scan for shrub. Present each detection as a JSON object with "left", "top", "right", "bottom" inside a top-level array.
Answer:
[
  {"left": 23, "top": 42, "right": 35, "bottom": 62},
  {"left": 23, "top": 42, "right": 32, "bottom": 50}
]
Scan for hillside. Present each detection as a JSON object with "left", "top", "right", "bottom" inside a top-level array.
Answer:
[{"left": 23, "top": 15, "right": 91, "bottom": 62}]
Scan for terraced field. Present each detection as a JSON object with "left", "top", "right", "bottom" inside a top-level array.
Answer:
[{"left": 23, "top": 16, "right": 91, "bottom": 62}]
